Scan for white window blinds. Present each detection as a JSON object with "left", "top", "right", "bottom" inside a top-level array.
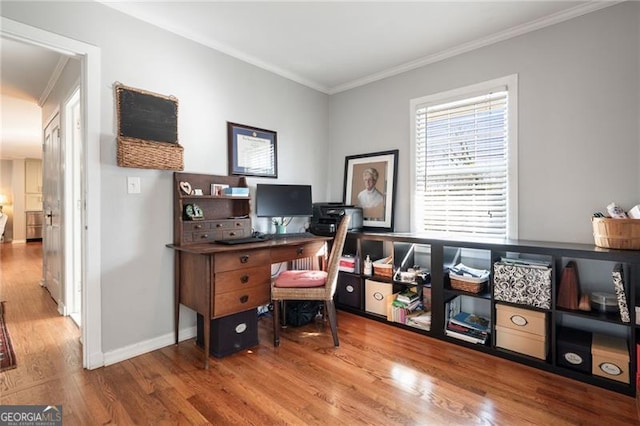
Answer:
[{"left": 414, "top": 90, "right": 510, "bottom": 238}]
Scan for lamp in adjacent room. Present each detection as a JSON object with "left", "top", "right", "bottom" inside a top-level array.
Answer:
[{"left": 0, "top": 193, "right": 6, "bottom": 213}]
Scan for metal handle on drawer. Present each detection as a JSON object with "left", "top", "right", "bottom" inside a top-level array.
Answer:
[
  {"left": 240, "top": 275, "right": 249, "bottom": 284},
  {"left": 215, "top": 223, "right": 222, "bottom": 228},
  {"left": 235, "top": 222, "right": 242, "bottom": 227},
  {"left": 240, "top": 295, "right": 249, "bottom": 304},
  {"left": 194, "top": 224, "right": 202, "bottom": 229},
  {"left": 200, "top": 234, "right": 209, "bottom": 239},
  {"left": 229, "top": 231, "right": 237, "bottom": 236},
  {"left": 240, "top": 255, "right": 250, "bottom": 263},
  {"left": 296, "top": 247, "right": 304, "bottom": 256}
]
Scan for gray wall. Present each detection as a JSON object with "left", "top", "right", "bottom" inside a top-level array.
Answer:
[
  {"left": 1, "top": 1, "right": 330, "bottom": 355},
  {"left": 328, "top": 2, "right": 639, "bottom": 244}
]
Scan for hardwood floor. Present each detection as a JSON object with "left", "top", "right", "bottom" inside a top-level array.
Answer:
[{"left": 0, "top": 241, "right": 638, "bottom": 425}]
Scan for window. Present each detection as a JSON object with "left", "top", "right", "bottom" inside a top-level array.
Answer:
[{"left": 410, "top": 75, "right": 518, "bottom": 239}]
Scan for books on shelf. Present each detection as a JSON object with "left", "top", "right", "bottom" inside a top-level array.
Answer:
[
  {"left": 387, "top": 293, "right": 431, "bottom": 331},
  {"left": 396, "top": 288, "right": 419, "bottom": 304},
  {"left": 444, "top": 296, "right": 489, "bottom": 345},
  {"left": 449, "top": 311, "right": 490, "bottom": 333}
]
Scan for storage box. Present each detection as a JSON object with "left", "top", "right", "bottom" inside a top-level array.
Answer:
[
  {"left": 495, "top": 325, "right": 548, "bottom": 360},
  {"left": 222, "top": 187, "right": 249, "bottom": 196},
  {"left": 365, "top": 279, "right": 393, "bottom": 316},
  {"left": 591, "top": 333, "right": 629, "bottom": 384},
  {"left": 556, "top": 327, "right": 592, "bottom": 374},
  {"left": 196, "top": 309, "right": 258, "bottom": 358},
  {"left": 495, "top": 303, "right": 547, "bottom": 335},
  {"left": 493, "top": 262, "right": 552, "bottom": 309},
  {"left": 336, "top": 272, "right": 362, "bottom": 309},
  {"left": 339, "top": 256, "right": 356, "bottom": 273}
]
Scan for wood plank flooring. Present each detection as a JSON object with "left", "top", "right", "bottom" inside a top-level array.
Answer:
[{"left": 0, "top": 241, "right": 638, "bottom": 425}]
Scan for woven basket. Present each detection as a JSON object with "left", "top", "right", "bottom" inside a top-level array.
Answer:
[
  {"left": 373, "top": 256, "right": 393, "bottom": 279},
  {"left": 591, "top": 217, "right": 640, "bottom": 250},
  {"left": 450, "top": 276, "right": 486, "bottom": 294},
  {"left": 117, "top": 137, "right": 184, "bottom": 170}
]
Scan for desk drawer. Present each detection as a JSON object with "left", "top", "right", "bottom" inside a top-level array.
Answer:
[
  {"left": 271, "top": 241, "right": 326, "bottom": 264},
  {"left": 215, "top": 265, "right": 270, "bottom": 294},
  {"left": 213, "top": 285, "right": 270, "bottom": 318},
  {"left": 214, "top": 249, "right": 271, "bottom": 272}
]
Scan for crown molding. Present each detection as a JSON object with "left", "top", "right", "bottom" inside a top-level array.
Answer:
[
  {"left": 38, "top": 55, "right": 69, "bottom": 106},
  {"left": 328, "top": 1, "right": 623, "bottom": 94}
]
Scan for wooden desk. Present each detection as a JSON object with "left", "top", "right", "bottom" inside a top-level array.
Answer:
[{"left": 168, "top": 235, "right": 331, "bottom": 368}]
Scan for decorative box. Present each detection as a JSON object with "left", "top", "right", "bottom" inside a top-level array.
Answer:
[
  {"left": 591, "top": 333, "right": 629, "bottom": 384},
  {"left": 196, "top": 309, "right": 258, "bottom": 358},
  {"left": 336, "top": 272, "right": 362, "bottom": 309},
  {"left": 493, "top": 262, "right": 552, "bottom": 309},
  {"left": 557, "top": 327, "right": 592, "bottom": 374},
  {"left": 495, "top": 303, "right": 548, "bottom": 360},
  {"left": 364, "top": 279, "right": 393, "bottom": 316}
]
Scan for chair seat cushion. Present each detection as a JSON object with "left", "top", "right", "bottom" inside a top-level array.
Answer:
[{"left": 274, "top": 270, "right": 328, "bottom": 288}]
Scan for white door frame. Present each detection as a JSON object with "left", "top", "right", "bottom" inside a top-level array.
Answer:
[
  {"left": 1, "top": 17, "right": 103, "bottom": 369},
  {"left": 64, "top": 87, "right": 82, "bottom": 326}
]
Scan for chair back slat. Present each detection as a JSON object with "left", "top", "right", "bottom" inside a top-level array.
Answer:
[{"left": 324, "top": 214, "right": 351, "bottom": 298}]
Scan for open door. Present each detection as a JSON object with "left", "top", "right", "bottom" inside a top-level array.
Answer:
[{"left": 42, "top": 112, "right": 63, "bottom": 312}]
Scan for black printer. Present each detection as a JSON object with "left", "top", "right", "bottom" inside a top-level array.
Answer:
[{"left": 309, "top": 203, "right": 363, "bottom": 236}]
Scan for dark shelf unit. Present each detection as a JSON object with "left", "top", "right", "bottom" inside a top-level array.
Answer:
[{"left": 335, "top": 231, "right": 640, "bottom": 396}]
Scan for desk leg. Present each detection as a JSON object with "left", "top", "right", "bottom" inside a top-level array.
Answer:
[
  {"left": 174, "top": 251, "right": 180, "bottom": 345},
  {"left": 203, "top": 315, "right": 210, "bottom": 369}
]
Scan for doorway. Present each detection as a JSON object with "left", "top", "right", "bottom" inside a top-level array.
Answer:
[{"left": 1, "top": 17, "right": 103, "bottom": 369}]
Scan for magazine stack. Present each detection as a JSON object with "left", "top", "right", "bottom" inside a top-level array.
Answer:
[{"left": 445, "top": 297, "right": 490, "bottom": 344}]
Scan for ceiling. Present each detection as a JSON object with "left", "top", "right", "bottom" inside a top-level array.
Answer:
[
  {"left": 1, "top": 1, "right": 618, "bottom": 159},
  {"left": 102, "top": 1, "right": 615, "bottom": 94}
]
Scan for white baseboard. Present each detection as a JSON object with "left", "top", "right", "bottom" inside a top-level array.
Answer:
[{"left": 102, "top": 326, "right": 197, "bottom": 366}]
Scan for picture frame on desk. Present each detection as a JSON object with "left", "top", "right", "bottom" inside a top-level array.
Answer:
[
  {"left": 343, "top": 150, "right": 398, "bottom": 231},
  {"left": 227, "top": 122, "right": 278, "bottom": 178}
]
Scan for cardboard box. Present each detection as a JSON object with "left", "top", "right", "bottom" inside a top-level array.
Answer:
[
  {"left": 365, "top": 279, "right": 393, "bottom": 316},
  {"left": 496, "top": 303, "right": 547, "bottom": 336},
  {"left": 496, "top": 324, "right": 548, "bottom": 360},
  {"left": 591, "top": 333, "right": 629, "bottom": 384}
]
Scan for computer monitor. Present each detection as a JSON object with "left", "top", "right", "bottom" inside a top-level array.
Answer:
[{"left": 256, "top": 184, "right": 313, "bottom": 218}]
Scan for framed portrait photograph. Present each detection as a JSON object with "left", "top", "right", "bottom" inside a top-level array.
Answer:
[
  {"left": 227, "top": 122, "right": 278, "bottom": 178},
  {"left": 343, "top": 149, "right": 398, "bottom": 231}
]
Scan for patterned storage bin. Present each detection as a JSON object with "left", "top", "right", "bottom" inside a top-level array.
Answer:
[{"left": 493, "top": 262, "right": 552, "bottom": 309}]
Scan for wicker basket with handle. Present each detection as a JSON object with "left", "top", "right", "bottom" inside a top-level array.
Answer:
[{"left": 449, "top": 274, "right": 487, "bottom": 294}]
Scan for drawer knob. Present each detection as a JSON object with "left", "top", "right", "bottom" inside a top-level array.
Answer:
[
  {"left": 216, "top": 223, "right": 222, "bottom": 228},
  {"left": 195, "top": 224, "right": 202, "bottom": 229},
  {"left": 510, "top": 315, "right": 528, "bottom": 326},
  {"left": 240, "top": 295, "right": 249, "bottom": 304},
  {"left": 240, "top": 255, "right": 250, "bottom": 263},
  {"left": 200, "top": 234, "right": 208, "bottom": 239},
  {"left": 296, "top": 247, "right": 304, "bottom": 256},
  {"left": 230, "top": 231, "right": 237, "bottom": 236},
  {"left": 240, "top": 275, "right": 249, "bottom": 284}
]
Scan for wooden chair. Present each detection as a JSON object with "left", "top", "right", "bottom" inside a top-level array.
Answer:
[{"left": 271, "top": 214, "right": 351, "bottom": 347}]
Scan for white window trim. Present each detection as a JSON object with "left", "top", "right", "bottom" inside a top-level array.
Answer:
[{"left": 410, "top": 74, "right": 518, "bottom": 239}]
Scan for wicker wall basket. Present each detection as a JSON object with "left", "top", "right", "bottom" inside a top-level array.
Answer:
[
  {"left": 591, "top": 217, "right": 640, "bottom": 250},
  {"left": 117, "top": 137, "right": 184, "bottom": 170}
]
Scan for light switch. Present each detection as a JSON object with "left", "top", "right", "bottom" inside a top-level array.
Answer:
[{"left": 127, "top": 177, "right": 141, "bottom": 194}]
